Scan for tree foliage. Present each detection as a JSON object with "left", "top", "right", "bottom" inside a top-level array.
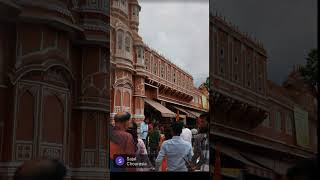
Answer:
[
  {"left": 204, "top": 77, "right": 209, "bottom": 91},
  {"left": 299, "top": 49, "right": 318, "bottom": 88}
]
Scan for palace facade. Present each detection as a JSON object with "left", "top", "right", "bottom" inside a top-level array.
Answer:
[
  {"left": 110, "top": 0, "right": 209, "bottom": 128},
  {"left": 0, "top": 0, "right": 110, "bottom": 179},
  {"left": 210, "top": 14, "right": 317, "bottom": 180}
]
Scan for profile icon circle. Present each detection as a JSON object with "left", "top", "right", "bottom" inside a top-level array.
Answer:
[{"left": 115, "top": 156, "right": 125, "bottom": 166}]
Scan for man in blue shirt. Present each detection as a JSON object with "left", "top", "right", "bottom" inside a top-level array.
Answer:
[
  {"left": 155, "top": 121, "right": 193, "bottom": 172},
  {"left": 140, "top": 118, "right": 149, "bottom": 145}
]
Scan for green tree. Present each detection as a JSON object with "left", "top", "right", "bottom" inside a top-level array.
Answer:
[
  {"left": 204, "top": 77, "right": 209, "bottom": 91},
  {"left": 299, "top": 49, "right": 318, "bottom": 88}
]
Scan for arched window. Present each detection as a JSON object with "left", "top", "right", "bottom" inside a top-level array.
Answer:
[
  {"left": 117, "top": 30, "right": 124, "bottom": 50},
  {"left": 161, "top": 63, "right": 165, "bottom": 78},
  {"left": 153, "top": 60, "right": 157, "bottom": 75},
  {"left": 137, "top": 48, "right": 142, "bottom": 58},
  {"left": 125, "top": 33, "right": 131, "bottom": 52},
  {"left": 115, "top": 90, "right": 121, "bottom": 106},
  {"left": 123, "top": 91, "right": 130, "bottom": 107},
  {"left": 145, "top": 59, "right": 149, "bottom": 70}
]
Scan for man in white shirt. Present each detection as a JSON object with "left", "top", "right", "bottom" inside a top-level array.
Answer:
[
  {"left": 180, "top": 124, "right": 192, "bottom": 145},
  {"left": 155, "top": 122, "right": 193, "bottom": 172},
  {"left": 140, "top": 118, "right": 149, "bottom": 145}
]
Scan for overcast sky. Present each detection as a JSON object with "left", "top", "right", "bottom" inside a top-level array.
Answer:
[
  {"left": 210, "top": 0, "right": 318, "bottom": 84},
  {"left": 139, "top": 0, "right": 209, "bottom": 87}
]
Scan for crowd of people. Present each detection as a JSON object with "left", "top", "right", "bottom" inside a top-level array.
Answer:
[
  {"left": 11, "top": 111, "right": 317, "bottom": 178},
  {"left": 109, "top": 112, "right": 210, "bottom": 172}
]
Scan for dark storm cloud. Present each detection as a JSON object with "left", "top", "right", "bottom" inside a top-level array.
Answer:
[{"left": 210, "top": 0, "right": 317, "bottom": 84}]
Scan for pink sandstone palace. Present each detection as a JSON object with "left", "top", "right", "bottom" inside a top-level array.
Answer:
[
  {"left": 0, "top": 0, "right": 208, "bottom": 179},
  {"left": 210, "top": 13, "right": 317, "bottom": 180},
  {"left": 109, "top": 0, "right": 209, "bottom": 127}
]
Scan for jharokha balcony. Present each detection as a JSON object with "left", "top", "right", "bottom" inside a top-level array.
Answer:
[
  {"left": 210, "top": 14, "right": 269, "bottom": 130},
  {"left": 144, "top": 47, "right": 194, "bottom": 102}
]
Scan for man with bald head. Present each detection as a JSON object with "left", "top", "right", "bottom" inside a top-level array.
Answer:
[
  {"left": 110, "top": 112, "right": 136, "bottom": 172},
  {"left": 14, "top": 159, "right": 66, "bottom": 180}
]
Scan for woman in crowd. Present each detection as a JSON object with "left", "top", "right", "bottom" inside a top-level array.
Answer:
[{"left": 126, "top": 121, "right": 153, "bottom": 171}]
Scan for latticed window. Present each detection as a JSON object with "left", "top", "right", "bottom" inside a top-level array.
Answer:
[
  {"left": 89, "top": 0, "right": 97, "bottom": 6},
  {"left": 220, "top": 48, "right": 225, "bottom": 74},
  {"left": 145, "top": 59, "right": 149, "bottom": 70},
  {"left": 285, "top": 115, "right": 292, "bottom": 135},
  {"left": 262, "top": 113, "right": 270, "bottom": 127},
  {"left": 117, "top": 30, "right": 123, "bottom": 50},
  {"left": 103, "top": 0, "right": 108, "bottom": 8},
  {"left": 275, "top": 111, "right": 282, "bottom": 131},
  {"left": 247, "top": 57, "right": 251, "bottom": 72},
  {"left": 121, "top": 0, "right": 126, "bottom": 6},
  {"left": 125, "top": 34, "right": 130, "bottom": 52},
  {"left": 137, "top": 48, "right": 142, "bottom": 58},
  {"left": 182, "top": 75, "right": 185, "bottom": 88},
  {"left": 234, "top": 56, "right": 238, "bottom": 64},
  {"left": 161, "top": 63, "right": 165, "bottom": 78},
  {"left": 173, "top": 71, "right": 176, "bottom": 83},
  {"left": 153, "top": 60, "right": 157, "bottom": 75},
  {"left": 132, "top": 6, "right": 136, "bottom": 15}
]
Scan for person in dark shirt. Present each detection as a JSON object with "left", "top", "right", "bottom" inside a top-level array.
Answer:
[
  {"left": 110, "top": 112, "right": 136, "bottom": 172},
  {"left": 148, "top": 122, "right": 161, "bottom": 166},
  {"left": 14, "top": 159, "right": 66, "bottom": 180}
]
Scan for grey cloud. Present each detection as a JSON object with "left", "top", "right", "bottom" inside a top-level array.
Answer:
[
  {"left": 139, "top": 1, "right": 209, "bottom": 88},
  {"left": 210, "top": 0, "right": 317, "bottom": 84}
]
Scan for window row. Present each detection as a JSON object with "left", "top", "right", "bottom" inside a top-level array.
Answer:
[
  {"left": 117, "top": 30, "right": 131, "bottom": 53},
  {"left": 113, "top": 0, "right": 128, "bottom": 14},
  {"left": 193, "top": 95, "right": 202, "bottom": 105},
  {"left": 218, "top": 47, "right": 266, "bottom": 93},
  {"left": 144, "top": 56, "right": 193, "bottom": 90},
  {"left": 262, "top": 112, "right": 293, "bottom": 135},
  {"left": 132, "top": 5, "right": 140, "bottom": 17},
  {"left": 87, "top": 0, "right": 109, "bottom": 9}
]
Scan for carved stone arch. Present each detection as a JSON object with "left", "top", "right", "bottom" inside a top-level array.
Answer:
[
  {"left": 113, "top": 78, "right": 133, "bottom": 89},
  {"left": 115, "top": 21, "right": 132, "bottom": 36},
  {"left": 12, "top": 60, "right": 74, "bottom": 88}
]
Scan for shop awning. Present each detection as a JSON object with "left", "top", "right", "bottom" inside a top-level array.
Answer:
[
  {"left": 241, "top": 153, "right": 293, "bottom": 175},
  {"left": 144, "top": 99, "right": 176, "bottom": 118},
  {"left": 212, "top": 144, "right": 274, "bottom": 179},
  {"left": 211, "top": 144, "right": 259, "bottom": 168},
  {"left": 186, "top": 109, "right": 202, "bottom": 118},
  {"left": 171, "top": 105, "right": 197, "bottom": 119}
]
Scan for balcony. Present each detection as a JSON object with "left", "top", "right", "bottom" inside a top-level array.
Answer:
[
  {"left": 145, "top": 71, "right": 193, "bottom": 101},
  {"left": 112, "top": 0, "right": 128, "bottom": 16},
  {"left": 211, "top": 122, "right": 316, "bottom": 159},
  {"left": 114, "top": 50, "right": 134, "bottom": 71}
]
